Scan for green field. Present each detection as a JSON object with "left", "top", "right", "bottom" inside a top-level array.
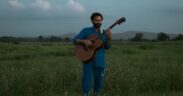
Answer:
[{"left": 0, "top": 41, "right": 183, "bottom": 96}]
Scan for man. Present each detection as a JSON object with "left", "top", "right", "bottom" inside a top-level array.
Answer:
[{"left": 73, "top": 12, "right": 112, "bottom": 96}]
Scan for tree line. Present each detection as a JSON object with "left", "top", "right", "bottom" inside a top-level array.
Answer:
[
  {"left": 0, "top": 35, "right": 71, "bottom": 44},
  {"left": 0, "top": 32, "right": 183, "bottom": 44},
  {"left": 130, "top": 32, "right": 183, "bottom": 41}
]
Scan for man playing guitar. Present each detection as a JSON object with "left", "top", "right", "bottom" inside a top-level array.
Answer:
[{"left": 73, "top": 12, "right": 112, "bottom": 96}]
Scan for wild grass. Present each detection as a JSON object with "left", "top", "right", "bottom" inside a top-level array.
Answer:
[{"left": 0, "top": 41, "right": 183, "bottom": 96}]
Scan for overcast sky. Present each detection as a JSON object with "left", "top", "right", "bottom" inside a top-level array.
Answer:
[{"left": 0, "top": 0, "right": 183, "bottom": 37}]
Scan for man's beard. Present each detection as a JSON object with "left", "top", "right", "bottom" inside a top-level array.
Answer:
[{"left": 93, "top": 23, "right": 102, "bottom": 29}]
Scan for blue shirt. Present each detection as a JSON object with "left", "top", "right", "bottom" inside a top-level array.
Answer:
[{"left": 73, "top": 27, "right": 111, "bottom": 68}]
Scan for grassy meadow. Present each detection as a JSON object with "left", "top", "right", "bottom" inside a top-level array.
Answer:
[{"left": 0, "top": 41, "right": 183, "bottom": 96}]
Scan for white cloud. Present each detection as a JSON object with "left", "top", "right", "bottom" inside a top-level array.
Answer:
[
  {"left": 68, "top": 0, "right": 85, "bottom": 13},
  {"left": 7, "top": 0, "right": 84, "bottom": 16},
  {"left": 8, "top": 0, "right": 24, "bottom": 8},
  {"left": 31, "top": 0, "right": 51, "bottom": 11}
]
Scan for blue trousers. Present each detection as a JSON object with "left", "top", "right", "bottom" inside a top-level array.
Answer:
[{"left": 82, "top": 63, "right": 104, "bottom": 96}]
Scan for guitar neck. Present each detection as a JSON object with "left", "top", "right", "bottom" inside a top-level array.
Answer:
[
  {"left": 94, "top": 23, "right": 116, "bottom": 43},
  {"left": 108, "top": 17, "right": 126, "bottom": 30},
  {"left": 108, "top": 23, "right": 117, "bottom": 30}
]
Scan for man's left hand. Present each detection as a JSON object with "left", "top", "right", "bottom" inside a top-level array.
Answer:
[{"left": 106, "top": 29, "right": 112, "bottom": 40}]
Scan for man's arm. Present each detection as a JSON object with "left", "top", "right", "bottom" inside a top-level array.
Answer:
[
  {"left": 73, "top": 28, "right": 86, "bottom": 44},
  {"left": 104, "top": 29, "right": 112, "bottom": 49}
]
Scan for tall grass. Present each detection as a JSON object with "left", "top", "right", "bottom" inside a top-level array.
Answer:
[{"left": 0, "top": 41, "right": 183, "bottom": 96}]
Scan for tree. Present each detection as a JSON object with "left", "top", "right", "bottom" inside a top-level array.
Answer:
[
  {"left": 38, "top": 35, "right": 44, "bottom": 42},
  {"left": 173, "top": 34, "right": 183, "bottom": 41},
  {"left": 63, "top": 37, "right": 70, "bottom": 42},
  {"left": 157, "top": 32, "right": 169, "bottom": 41},
  {"left": 131, "top": 32, "right": 144, "bottom": 41},
  {"left": 49, "top": 36, "right": 62, "bottom": 42}
]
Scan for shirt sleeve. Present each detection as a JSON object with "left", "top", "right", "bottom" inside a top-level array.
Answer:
[
  {"left": 103, "top": 30, "right": 112, "bottom": 49},
  {"left": 72, "top": 28, "right": 86, "bottom": 44}
]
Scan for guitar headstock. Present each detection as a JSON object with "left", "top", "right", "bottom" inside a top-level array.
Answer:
[{"left": 115, "top": 17, "right": 126, "bottom": 25}]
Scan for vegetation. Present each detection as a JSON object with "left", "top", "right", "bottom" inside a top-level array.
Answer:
[
  {"left": 130, "top": 32, "right": 144, "bottom": 41},
  {"left": 1, "top": 32, "right": 183, "bottom": 43},
  {"left": 157, "top": 32, "right": 170, "bottom": 41},
  {"left": 0, "top": 41, "right": 183, "bottom": 96},
  {"left": 173, "top": 34, "right": 183, "bottom": 41},
  {"left": 0, "top": 36, "right": 71, "bottom": 43}
]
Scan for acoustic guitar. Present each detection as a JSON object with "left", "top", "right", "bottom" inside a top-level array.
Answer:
[{"left": 74, "top": 17, "right": 126, "bottom": 62}]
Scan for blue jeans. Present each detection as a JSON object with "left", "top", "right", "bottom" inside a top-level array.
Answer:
[{"left": 82, "top": 63, "right": 104, "bottom": 96}]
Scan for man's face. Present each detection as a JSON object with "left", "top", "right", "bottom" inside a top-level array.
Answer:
[{"left": 92, "top": 16, "right": 102, "bottom": 29}]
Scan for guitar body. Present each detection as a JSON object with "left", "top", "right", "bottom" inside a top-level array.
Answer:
[{"left": 74, "top": 34, "right": 103, "bottom": 62}]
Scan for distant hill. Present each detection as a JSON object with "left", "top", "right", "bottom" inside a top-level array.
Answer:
[
  {"left": 60, "top": 33, "right": 76, "bottom": 39},
  {"left": 61, "top": 31, "right": 178, "bottom": 40},
  {"left": 112, "top": 31, "right": 178, "bottom": 40}
]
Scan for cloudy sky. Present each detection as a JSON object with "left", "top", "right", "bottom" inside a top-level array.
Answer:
[{"left": 0, "top": 0, "right": 183, "bottom": 37}]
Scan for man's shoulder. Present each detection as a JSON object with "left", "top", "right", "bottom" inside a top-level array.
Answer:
[{"left": 82, "top": 27, "right": 93, "bottom": 31}]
